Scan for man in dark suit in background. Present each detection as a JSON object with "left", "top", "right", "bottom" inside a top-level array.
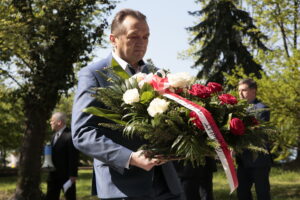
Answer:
[
  {"left": 71, "top": 8, "right": 183, "bottom": 200},
  {"left": 236, "top": 78, "right": 272, "bottom": 200},
  {"left": 46, "top": 112, "right": 79, "bottom": 200},
  {"left": 174, "top": 157, "right": 217, "bottom": 200}
]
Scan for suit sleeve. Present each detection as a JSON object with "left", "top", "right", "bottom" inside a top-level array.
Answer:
[
  {"left": 71, "top": 66, "right": 132, "bottom": 174},
  {"left": 256, "top": 103, "right": 272, "bottom": 153},
  {"left": 257, "top": 104, "right": 270, "bottom": 122}
]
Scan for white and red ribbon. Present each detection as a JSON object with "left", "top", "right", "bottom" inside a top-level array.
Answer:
[{"left": 149, "top": 75, "right": 238, "bottom": 193}]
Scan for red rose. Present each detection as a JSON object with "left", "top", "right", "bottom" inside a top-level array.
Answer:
[
  {"left": 175, "top": 88, "right": 184, "bottom": 94},
  {"left": 230, "top": 118, "right": 245, "bottom": 135},
  {"left": 218, "top": 94, "right": 238, "bottom": 105},
  {"left": 190, "top": 111, "right": 205, "bottom": 130},
  {"left": 188, "top": 84, "right": 211, "bottom": 98},
  {"left": 251, "top": 117, "right": 259, "bottom": 126},
  {"left": 207, "top": 82, "right": 223, "bottom": 93}
]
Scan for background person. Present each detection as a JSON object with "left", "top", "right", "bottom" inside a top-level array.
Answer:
[
  {"left": 71, "top": 8, "right": 183, "bottom": 200},
  {"left": 45, "top": 112, "right": 79, "bottom": 200},
  {"left": 236, "top": 78, "right": 272, "bottom": 200},
  {"left": 174, "top": 157, "right": 216, "bottom": 200}
]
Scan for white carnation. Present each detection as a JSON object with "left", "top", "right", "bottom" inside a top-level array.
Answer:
[
  {"left": 167, "top": 72, "right": 193, "bottom": 88},
  {"left": 147, "top": 98, "right": 170, "bottom": 117},
  {"left": 123, "top": 88, "right": 140, "bottom": 104},
  {"left": 138, "top": 73, "right": 154, "bottom": 88},
  {"left": 129, "top": 72, "right": 147, "bottom": 85},
  {"left": 143, "top": 73, "right": 155, "bottom": 83}
]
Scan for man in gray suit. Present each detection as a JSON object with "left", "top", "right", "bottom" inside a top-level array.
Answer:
[{"left": 71, "top": 9, "right": 183, "bottom": 200}]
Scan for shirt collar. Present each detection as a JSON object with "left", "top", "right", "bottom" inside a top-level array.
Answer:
[
  {"left": 112, "top": 51, "right": 128, "bottom": 71},
  {"left": 249, "top": 98, "right": 259, "bottom": 104},
  {"left": 55, "top": 125, "right": 66, "bottom": 137},
  {"left": 112, "top": 51, "right": 146, "bottom": 75}
]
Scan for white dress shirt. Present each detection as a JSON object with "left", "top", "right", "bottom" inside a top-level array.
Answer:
[{"left": 112, "top": 51, "right": 145, "bottom": 75}]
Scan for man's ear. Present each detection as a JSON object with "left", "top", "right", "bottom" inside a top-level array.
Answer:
[{"left": 109, "top": 34, "right": 116, "bottom": 45}]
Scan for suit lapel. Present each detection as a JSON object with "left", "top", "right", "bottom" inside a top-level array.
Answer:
[
  {"left": 53, "top": 127, "right": 67, "bottom": 147},
  {"left": 55, "top": 132, "right": 63, "bottom": 146},
  {"left": 50, "top": 134, "right": 55, "bottom": 146}
]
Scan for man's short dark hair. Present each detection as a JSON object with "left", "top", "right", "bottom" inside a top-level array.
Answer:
[
  {"left": 111, "top": 8, "right": 147, "bottom": 36},
  {"left": 238, "top": 78, "right": 257, "bottom": 89}
]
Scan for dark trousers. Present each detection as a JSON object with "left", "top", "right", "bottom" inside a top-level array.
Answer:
[
  {"left": 102, "top": 167, "right": 182, "bottom": 200},
  {"left": 237, "top": 166, "right": 271, "bottom": 200},
  {"left": 180, "top": 172, "right": 214, "bottom": 200},
  {"left": 45, "top": 177, "right": 76, "bottom": 200},
  {"left": 104, "top": 197, "right": 180, "bottom": 200}
]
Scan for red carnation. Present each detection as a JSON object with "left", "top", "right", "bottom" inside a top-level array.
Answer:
[
  {"left": 218, "top": 94, "right": 238, "bottom": 105},
  {"left": 190, "top": 111, "right": 205, "bottom": 130},
  {"left": 230, "top": 118, "right": 245, "bottom": 135},
  {"left": 207, "top": 82, "right": 223, "bottom": 93},
  {"left": 189, "top": 84, "right": 211, "bottom": 98}
]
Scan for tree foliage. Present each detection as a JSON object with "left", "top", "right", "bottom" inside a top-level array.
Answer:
[
  {"left": 187, "top": 0, "right": 268, "bottom": 84},
  {"left": 0, "top": 84, "right": 24, "bottom": 167},
  {"left": 244, "top": 0, "right": 300, "bottom": 57},
  {"left": 0, "top": 0, "right": 115, "bottom": 199}
]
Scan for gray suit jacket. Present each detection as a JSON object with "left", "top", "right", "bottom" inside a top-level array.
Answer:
[{"left": 71, "top": 54, "right": 182, "bottom": 199}]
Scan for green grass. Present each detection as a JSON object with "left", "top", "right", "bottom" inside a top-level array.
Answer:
[
  {"left": 213, "top": 167, "right": 300, "bottom": 200},
  {"left": 0, "top": 169, "right": 98, "bottom": 200},
  {"left": 1, "top": 167, "right": 300, "bottom": 200}
]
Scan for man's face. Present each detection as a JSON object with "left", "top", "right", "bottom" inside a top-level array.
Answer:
[
  {"left": 238, "top": 83, "right": 256, "bottom": 102},
  {"left": 50, "top": 115, "right": 61, "bottom": 132},
  {"left": 110, "top": 16, "right": 149, "bottom": 66}
]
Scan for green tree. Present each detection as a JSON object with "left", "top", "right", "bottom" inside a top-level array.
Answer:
[
  {"left": 0, "top": 85, "right": 24, "bottom": 167},
  {"left": 187, "top": 0, "right": 268, "bottom": 84},
  {"left": 54, "top": 93, "right": 74, "bottom": 124},
  {"left": 244, "top": 0, "right": 299, "bottom": 57},
  {"left": 0, "top": 1, "right": 115, "bottom": 199},
  {"left": 258, "top": 50, "right": 300, "bottom": 163}
]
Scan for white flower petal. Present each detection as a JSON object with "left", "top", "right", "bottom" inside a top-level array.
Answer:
[
  {"left": 167, "top": 72, "right": 193, "bottom": 88},
  {"left": 147, "top": 98, "right": 170, "bottom": 117},
  {"left": 123, "top": 88, "right": 140, "bottom": 104}
]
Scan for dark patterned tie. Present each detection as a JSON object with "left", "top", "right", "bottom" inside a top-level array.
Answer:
[{"left": 128, "top": 66, "right": 136, "bottom": 75}]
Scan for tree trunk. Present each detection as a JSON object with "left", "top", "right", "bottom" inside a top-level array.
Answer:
[
  {"left": 10, "top": 103, "right": 48, "bottom": 200},
  {"left": 0, "top": 149, "right": 7, "bottom": 167},
  {"left": 275, "top": 2, "right": 290, "bottom": 58},
  {"left": 293, "top": 0, "right": 298, "bottom": 49}
]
